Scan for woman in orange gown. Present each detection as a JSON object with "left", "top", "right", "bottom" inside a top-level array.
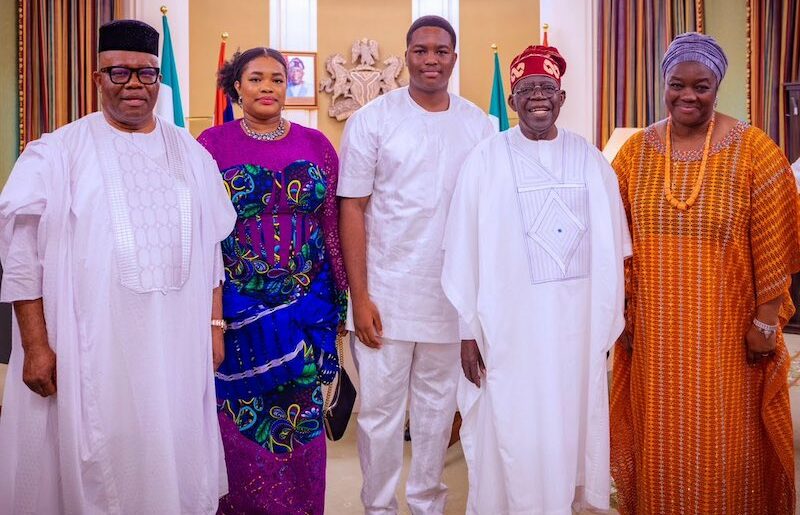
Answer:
[{"left": 610, "top": 32, "right": 800, "bottom": 514}]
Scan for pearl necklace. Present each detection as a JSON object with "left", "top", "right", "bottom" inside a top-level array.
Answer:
[
  {"left": 663, "top": 114, "right": 715, "bottom": 211},
  {"left": 240, "top": 118, "right": 286, "bottom": 141}
]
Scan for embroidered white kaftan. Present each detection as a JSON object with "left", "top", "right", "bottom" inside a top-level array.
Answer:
[
  {"left": 441, "top": 127, "right": 631, "bottom": 515},
  {"left": 0, "top": 113, "right": 236, "bottom": 514}
]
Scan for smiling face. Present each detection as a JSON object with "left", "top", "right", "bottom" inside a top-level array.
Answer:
[
  {"left": 93, "top": 50, "right": 160, "bottom": 131},
  {"left": 507, "top": 74, "right": 565, "bottom": 140},
  {"left": 405, "top": 26, "right": 457, "bottom": 95},
  {"left": 664, "top": 61, "right": 717, "bottom": 128},
  {"left": 235, "top": 55, "right": 287, "bottom": 121},
  {"left": 288, "top": 65, "right": 304, "bottom": 85}
]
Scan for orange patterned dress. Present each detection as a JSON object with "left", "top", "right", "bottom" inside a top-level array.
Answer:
[{"left": 610, "top": 121, "right": 800, "bottom": 514}]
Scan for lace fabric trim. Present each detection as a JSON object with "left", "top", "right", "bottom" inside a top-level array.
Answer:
[{"left": 645, "top": 120, "right": 749, "bottom": 162}]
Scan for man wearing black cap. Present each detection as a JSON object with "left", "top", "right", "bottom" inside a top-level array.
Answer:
[{"left": 0, "top": 20, "right": 235, "bottom": 513}]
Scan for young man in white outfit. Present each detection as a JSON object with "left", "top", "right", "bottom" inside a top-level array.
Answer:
[{"left": 337, "top": 15, "right": 493, "bottom": 515}]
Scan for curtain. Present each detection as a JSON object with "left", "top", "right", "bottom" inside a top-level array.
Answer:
[
  {"left": 19, "top": 0, "right": 122, "bottom": 149},
  {"left": 748, "top": 0, "right": 800, "bottom": 150},
  {"left": 597, "top": 0, "right": 705, "bottom": 147}
]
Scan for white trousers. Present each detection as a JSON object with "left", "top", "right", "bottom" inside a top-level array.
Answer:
[{"left": 351, "top": 335, "right": 460, "bottom": 515}]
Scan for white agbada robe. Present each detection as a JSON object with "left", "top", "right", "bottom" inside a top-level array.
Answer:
[
  {"left": 442, "top": 127, "right": 631, "bottom": 515},
  {"left": 0, "top": 113, "right": 236, "bottom": 514}
]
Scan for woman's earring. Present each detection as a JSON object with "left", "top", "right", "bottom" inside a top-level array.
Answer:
[
  {"left": 237, "top": 97, "right": 243, "bottom": 107},
  {"left": 714, "top": 97, "right": 718, "bottom": 109}
]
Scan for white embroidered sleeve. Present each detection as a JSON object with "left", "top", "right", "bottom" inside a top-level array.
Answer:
[{"left": 1, "top": 215, "right": 43, "bottom": 302}]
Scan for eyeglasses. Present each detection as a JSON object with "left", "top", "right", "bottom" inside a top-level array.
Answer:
[
  {"left": 100, "top": 66, "right": 160, "bottom": 85},
  {"left": 514, "top": 83, "right": 560, "bottom": 99}
]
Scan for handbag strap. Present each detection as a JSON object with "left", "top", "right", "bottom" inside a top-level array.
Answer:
[{"left": 323, "top": 332, "right": 346, "bottom": 413}]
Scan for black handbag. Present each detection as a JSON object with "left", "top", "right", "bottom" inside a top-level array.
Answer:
[{"left": 323, "top": 333, "right": 357, "bottom": 441}]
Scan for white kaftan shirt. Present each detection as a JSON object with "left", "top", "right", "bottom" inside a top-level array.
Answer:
[
  {"left": 0, "top": 113, "right": 236, "bottom": 514},
  {"left": 338, "top": 87, "right": 494, "bottom": 343},
  {"left": 442, "top": 126, "right": 632, "bottom": 515}
]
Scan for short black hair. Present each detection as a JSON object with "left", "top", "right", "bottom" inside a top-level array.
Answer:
[
  {"left": 218, "top": 47, "right": 288, "bottom": 102},
  {"left": 406, "top": 15, "right": 456, "bottom": 48}
]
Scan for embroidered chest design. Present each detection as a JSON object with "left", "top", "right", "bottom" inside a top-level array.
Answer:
[
  {"left": 220, "top": 161, "right": 328, "bottom": 305},
  {"left": 96, "top": 123, "right": 192, "bottom": 294},
  {"left": 505, "top": 134, "right": 591, "bottom": 284}
]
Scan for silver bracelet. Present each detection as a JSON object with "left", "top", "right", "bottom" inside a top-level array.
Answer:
[{"left": 753, "top": 318, "right": 777, "bottom": 339}]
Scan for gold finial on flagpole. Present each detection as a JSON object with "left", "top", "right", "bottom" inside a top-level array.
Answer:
[
  {"left": 542, "top": 23, "right": 549, "bottom": 46},
  {"left": 221, "top": 32, "right": 229, "bottom": 40},
  {"left": 491, "top": 43, "right": 498, "bottom": 54},
  {"left": 160, "top": 5, "right": 168, "bottom": 15}
]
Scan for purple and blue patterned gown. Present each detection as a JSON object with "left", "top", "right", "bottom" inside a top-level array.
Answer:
[{"left": 199, "top": 120, "right": 348, "bottom": 514}]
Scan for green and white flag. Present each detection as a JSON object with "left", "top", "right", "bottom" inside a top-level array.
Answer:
[
  {"left": 156, "top": 11, "right": 185, "bottom": 127},
  {"left": 489, "top": 50, "right": 510, "bottom": 132}
]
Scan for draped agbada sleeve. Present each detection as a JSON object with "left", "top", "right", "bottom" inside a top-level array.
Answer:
[
  {"left": 747, "top": 128, "right": 800, "bottom": 314},
  {"left": 195, "top": 147, "right": 237, "bottom": 289},
  {"left": 612, "top": 133, "right": 642, "bottom": 337},
  {"left": 441, "top": 146, "right": 484, "bottom": 348},
  {"left": 0, "top": 138, "right": 54, "bottom": 303}
]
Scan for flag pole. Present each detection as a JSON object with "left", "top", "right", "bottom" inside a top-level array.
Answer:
[
  {"left": 156, "top": 4, "right": 185, "bottom": 126},
  {"left": 214, "top": 31, "right": 234, "bottom": 126},
  {"left": 488, "top": 42, "right": 509, "bottom": 132}
]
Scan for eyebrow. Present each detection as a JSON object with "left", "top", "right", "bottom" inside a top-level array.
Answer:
[
  {"left": 668, "top": 75, "right": 712, "bottom": 83},
  {"left": 518, "top": 80, "right": 557, "bottom": 87},
  {"left": 411, "top": 44, "right": 451, "bottom": 50}
]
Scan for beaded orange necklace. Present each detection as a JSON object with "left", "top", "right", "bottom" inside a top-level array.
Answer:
[{"left": 663, "top": 114, "right": 715, "bottom": 211}]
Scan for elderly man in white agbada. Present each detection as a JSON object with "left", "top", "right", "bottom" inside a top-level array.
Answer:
[
  {"left": 442, "top": 43, "right": 631, "bottom": 514},
  {"left": 0, "top": 20, "right": 235, "bottom": 514}
]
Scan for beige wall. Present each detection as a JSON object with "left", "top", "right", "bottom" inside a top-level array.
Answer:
[
  {"left": 704, "top": 0, "right": 748, "bottom": 121},
  {"left": 0, "top": 0, "right": 18, "bottom": 186},
  {"left": 317, "top": 0, "right": 412, "bottom": 149},
  {"left": 188, "top": 0, "right": 270, "bottom": 136},
  {"left": 188, "top": 0, "right": 540, "bottom": 145},
  {"left": 460, "top": 0, "right": 539, "bottom": 126}
]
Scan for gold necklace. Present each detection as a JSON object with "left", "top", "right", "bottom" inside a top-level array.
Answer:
[{"left": 663, "top": 114, "right": 715, "bottom": 211}]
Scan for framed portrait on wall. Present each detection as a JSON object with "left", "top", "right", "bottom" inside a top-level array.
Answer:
[{"left": 283, "top": 51, "right": 317, "bottom": 108}]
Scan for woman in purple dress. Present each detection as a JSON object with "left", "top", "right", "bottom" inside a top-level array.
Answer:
[{"left": 198, "top": 47, "right": 347, "bottom": 514}]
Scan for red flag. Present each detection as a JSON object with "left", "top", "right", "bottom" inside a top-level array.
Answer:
[{"left": 214, "top": 35, "right": 233, "bottom": 126}]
